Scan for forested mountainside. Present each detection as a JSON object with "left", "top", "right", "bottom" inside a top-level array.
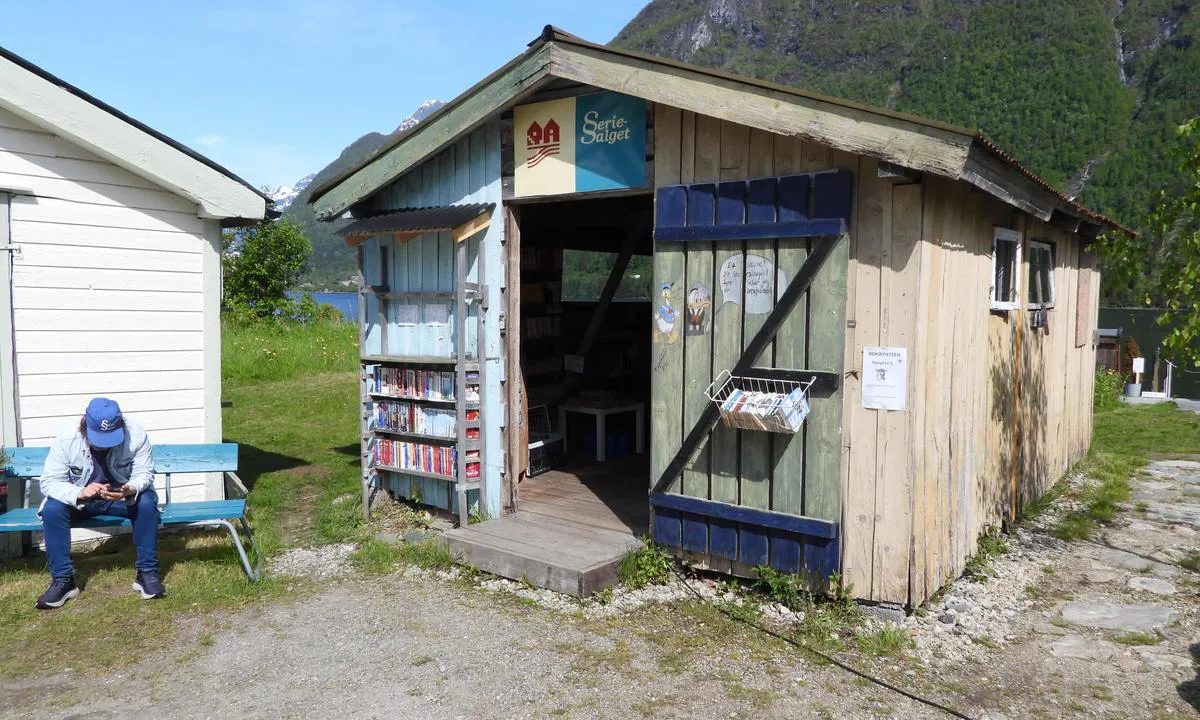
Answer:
[{"left": 613, "top": 0, "right": 1199, "bottom": 236}]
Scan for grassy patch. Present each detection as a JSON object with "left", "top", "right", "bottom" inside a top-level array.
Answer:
[
  {"left": 963, "top": 528, "right": 1009, "bottom": 582},
  {"left": 223, "top": 371, "right": 363, "bottom": 552},
  {"left": 855, "top": 624, "right": 914, "bottom": 657},
  {"left": 754, "top": 566, "right": 811, "bottom": 612},
  {"left": 222, "top": 316, "right": 357, "bottom": 385},
  {"left": 617, "top": 538, "right": 673, "bottom": 589},
  {"left": 0, "top": 533, "right": 296, "bottom": 678},
  {"left": 1113, "top": 631, "right": 1161, "bottom": 646},
  {"left": 1052, "top": 403, "right": 1200, "bottom": 540}
]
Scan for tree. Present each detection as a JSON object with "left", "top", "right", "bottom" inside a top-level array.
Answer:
[
  {"left": 1101, "top": 118, "right": 1200, "bottom": 366},
  {"left": 222, "top": 219, "right": 313, "bottom": 317}
]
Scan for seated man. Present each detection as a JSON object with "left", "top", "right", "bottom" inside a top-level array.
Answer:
[{"left": 35, "top": 397, "right": 165, "bottom": 609}]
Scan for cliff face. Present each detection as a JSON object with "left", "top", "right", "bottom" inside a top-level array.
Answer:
[{"left": 614, "top": 0, "right": 1200, "bottom": 230}]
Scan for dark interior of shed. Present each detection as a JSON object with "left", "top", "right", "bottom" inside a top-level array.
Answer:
[{"left": 514, "top": 193, "right": 653, "bottom": 534}]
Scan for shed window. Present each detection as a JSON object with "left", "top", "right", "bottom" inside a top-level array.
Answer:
[
  {"left": 1027, "top": 240, "right": 1055, "bottom": 309},
  {"left": 991, "top": 227, "right": 1022, "bottom": 311}
]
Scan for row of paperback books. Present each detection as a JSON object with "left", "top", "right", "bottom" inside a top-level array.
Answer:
[
  {"left": 374, "top": 400, "right": 456, "bottom": 438},
  {"left": 373, "top": 439, "right": 480, "bottom": 479},
  {"left": 371, "top": 365, "right": 480, "bottom": 403}
]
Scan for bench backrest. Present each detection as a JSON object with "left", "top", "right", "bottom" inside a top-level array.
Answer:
[{"left": 2, "top": 443, "right": 239, "bottom": 508}]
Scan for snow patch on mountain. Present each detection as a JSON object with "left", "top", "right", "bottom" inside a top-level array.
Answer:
[
  {"left": 395, "top": 99, "right": 444, "bottom": 134},
  {"left": 265, "top": 173, "right": 316, "bottom": 210}
]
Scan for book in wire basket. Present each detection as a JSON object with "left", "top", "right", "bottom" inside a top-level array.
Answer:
[{"left": 705, "top": 369, "right": 814, "bottom": 434}]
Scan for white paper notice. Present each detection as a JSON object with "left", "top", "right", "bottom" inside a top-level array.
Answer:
[
  {"left": 862, "top": 347, "right": 908, "bottom": 411},
  {"left": 1132, "top": 357, "right": 1145, "bottom": 374},
  {"left": 718, "top": 254, "right": 788, "bottom": 315},
  {"left": 395, "top": 304, "right": 419, "bottom": 326}
]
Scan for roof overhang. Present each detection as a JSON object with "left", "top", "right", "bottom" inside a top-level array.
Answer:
[
  {"left": 0, "top": 47, "right": 268, "bottom": 222},
  {"left": 309, "top": 26, "right": 1124, "bottom": 236},
  {"left": 338, "top": 203, "right": 494, "bottom": 247}
]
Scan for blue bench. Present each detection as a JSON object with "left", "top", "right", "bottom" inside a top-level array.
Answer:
[{"left": 0, "top": 443, "right": 262, "bottom": 581}]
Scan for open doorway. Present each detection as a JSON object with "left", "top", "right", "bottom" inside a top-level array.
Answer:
[{"left": 514, "top": 193, "right": 653, "bottom": 535}]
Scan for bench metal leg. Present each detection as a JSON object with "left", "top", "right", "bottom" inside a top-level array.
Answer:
[{"left": 187, "top": 518, "right": 262, "bottom": 582}]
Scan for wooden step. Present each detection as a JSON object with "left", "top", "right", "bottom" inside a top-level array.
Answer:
[{"left": 442, "top": 513, "right": 642, "bottom": 597}]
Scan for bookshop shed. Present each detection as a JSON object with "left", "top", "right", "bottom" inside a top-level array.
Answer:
[{"left": 310, "top": 27, "right": 1120, "bottom": 606}]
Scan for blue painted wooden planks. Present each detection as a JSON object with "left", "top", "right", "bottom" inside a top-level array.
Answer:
[
  {"left": 653, "top": 170, "right": 851, "bottom": 244},
  {"left": 0, "top": 500, "right": 246, "bottom": 533},
  {"left": 2, "top": 444, "right": 239, "bottom": 477},
  {"left": 648, "top": 492, "right": 841, "bottom": 578}
]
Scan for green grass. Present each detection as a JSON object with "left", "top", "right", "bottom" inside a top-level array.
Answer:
[
  {"left": 0, "top": 318, "right": 367, "bottom": 679},
  {"left": 855, "top": 624, "right": 914, "bottom": 657},
  {"left": 1052, "top": 403, "right": 1200, "bottom": 540},
  {"left": 222, "top": 316, "right": 357, "bottom": 385},
  {"left": 963, "top": 529, "right": 1009, "bottom": 582},
  {"left": 1113, "top": 631, "right": 1161, "bottom": 646},
  {"left": 617, "top": 538, "right": 673, "bottom": 589}
]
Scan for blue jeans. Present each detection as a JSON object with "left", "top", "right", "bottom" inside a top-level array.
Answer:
[{"left": 42, "top": 491, "right": 160, "bottom": 578}]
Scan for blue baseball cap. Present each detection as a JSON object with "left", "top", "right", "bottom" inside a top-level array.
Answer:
[{"left": 84, "top": 397, "right": 125, "bottom": 448}]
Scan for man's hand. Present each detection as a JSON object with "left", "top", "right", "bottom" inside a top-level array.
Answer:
[
  {"left": 98, "top": 484, "right": 135, "bottom": 501},
  {"left": 78, "top": 483, "right": 107, "bottom": 502}
]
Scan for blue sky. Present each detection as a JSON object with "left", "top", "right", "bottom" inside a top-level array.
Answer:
[{"left": 3, "top": 1, "right": 649, "bottom": 190}]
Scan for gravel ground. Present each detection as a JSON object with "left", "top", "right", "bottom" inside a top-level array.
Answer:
[{"left": 5, "top": 464, "right": 1199, "bottom": 720}]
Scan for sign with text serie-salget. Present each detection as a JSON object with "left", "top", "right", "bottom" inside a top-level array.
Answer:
[{"left": 513, "top": 92, "right": 646, "bottom": 198}]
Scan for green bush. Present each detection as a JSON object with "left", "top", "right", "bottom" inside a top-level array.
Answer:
[
  {"left": 617, "top": 538, "right": 673, "bottom": 589},
  {"left": 1093, "top": 368, "right": 1125, "bottom": 410},
  {"left": 223, "top": 219, "right": 312, "bottom": 317}
]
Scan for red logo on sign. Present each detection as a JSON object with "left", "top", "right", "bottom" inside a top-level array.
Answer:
[{"left": 525, "top": 119, "right": 561, "bottom": 168}]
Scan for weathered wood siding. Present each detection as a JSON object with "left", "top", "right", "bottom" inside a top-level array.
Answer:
[
  {"left": 362, "top": 122, "right": 504, "bottom": 517},
  {"left": 0, "top": 106, "right": 222, "bottom": 504},
  {"left": 650, "top": 105, "right": 851, "bottom": 575},
  {"left": 841, "top": 172, "right": 1099, "bottom": 605}
]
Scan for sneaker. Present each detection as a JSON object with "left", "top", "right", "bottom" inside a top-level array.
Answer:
[
  {"left": 35, "top": 576, "right": 80, "bottom": 610},
  {"left": 132, "top": 571, "right": 166, "bottom": 599}
]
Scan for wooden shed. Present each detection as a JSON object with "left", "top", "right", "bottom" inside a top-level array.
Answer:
[
  {"left": 0, "top": 46, "right": 268, "bottom": 538},
  {"left": 310, "top": 27, "right": 1117, "bottom": 605}
]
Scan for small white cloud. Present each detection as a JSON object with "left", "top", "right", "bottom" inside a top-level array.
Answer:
[{"left": 196, "top": 134, "right": 226, "bottom": 147}]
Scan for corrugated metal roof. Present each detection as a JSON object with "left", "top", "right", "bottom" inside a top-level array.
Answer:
[{"left": 338, "top": 203, "right": 494, "bottom": 239}]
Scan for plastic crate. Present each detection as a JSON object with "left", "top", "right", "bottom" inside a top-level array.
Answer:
[{"left": 527, "top": 404, "right": 563, "bottom": 477}]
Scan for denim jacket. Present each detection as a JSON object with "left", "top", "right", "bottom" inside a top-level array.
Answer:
[{"left": 38, "top": 421, "right": 154, "bottom": 512}]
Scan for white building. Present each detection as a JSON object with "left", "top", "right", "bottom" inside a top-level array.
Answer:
[{"left": 0, "top": 46, "right": 268, "bottom": 505}]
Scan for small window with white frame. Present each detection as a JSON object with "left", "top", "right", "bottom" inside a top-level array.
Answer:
[
  {"left": 1027, "top": 239, "right": 1055, "bottom": 309},
  {"left": 991, "top": 227, "right": 1022, "bottom": 311}
]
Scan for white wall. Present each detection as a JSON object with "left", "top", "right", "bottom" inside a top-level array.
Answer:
[{"left": 0, "top": 107, "right": 220, "bottom": 503}]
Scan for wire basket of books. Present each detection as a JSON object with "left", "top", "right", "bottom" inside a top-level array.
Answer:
[{"left": 705, "top": 369, "right": 814, "bottom": 434}]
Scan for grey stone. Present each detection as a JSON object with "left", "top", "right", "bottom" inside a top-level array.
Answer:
[
  {"left": 373, "top": 531, "right": 405, "bottom": 547},
  {"left": 938, "top": 613, "right": 957, "bottom": 626},
  {"left": 1116, "top": 656, "right": 1145, "bottom": 672},
  {"left": 428, "top": 518, "right": 455, "bottom": 532},
  {"left": 404, "top": 530, "right": 435, "bottom": 545},
  {"left": 1084, "top": 569, "right": 1119, "bottom": 584},
  {"left": 979, "top": 713, "right": 1012, "bottom": 720},
  {"left": 1127, "top": 577, "right": 1177, "bottom": 595},
  {"left": 947, "top": 601, "right": 970, "bottom": 614},
  {"left": 1061, "top": 600, "right": 1178, "bottom": 631},
  {"left": 1049, "top": 634, "right": 1114, "bottom": 660},
  {"left": 1032, "top": 622, "right": 1068, "bottom": 636},
  {"left": 863, "top": 602, "right": 907, "bottom": 623},
  {"left": 1096, "top": 549, "right": 1179, "bottom": 577}
]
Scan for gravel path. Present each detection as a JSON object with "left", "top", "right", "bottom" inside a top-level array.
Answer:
[{"left": 5, "top": 463, "right": 1199, "bottom": 720}]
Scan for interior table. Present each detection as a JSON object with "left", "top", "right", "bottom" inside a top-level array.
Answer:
[{"left": 558, "top": 401, "right": 645, "bottom": 463}]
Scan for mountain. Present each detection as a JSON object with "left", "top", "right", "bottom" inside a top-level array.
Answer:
[
  {"left": 264, "top": 173, "right": 316, "bottom": 211},
  {"left": 285, "top": 100, "right": 444, "bottom": 290},
  {"left": 613, "top": 0, "right": 1199, "bottom": 245}
]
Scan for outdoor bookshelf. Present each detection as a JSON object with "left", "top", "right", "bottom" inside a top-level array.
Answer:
[{"left": 357, "top": 237, "right": 488, "bottom": 526}]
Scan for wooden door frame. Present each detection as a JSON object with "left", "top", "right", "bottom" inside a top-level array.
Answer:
[
  {"left": 0, "top": 192, "right": 23, "bottom": 558},
  {"left": 503, "top": 205, "right": 526, "bottom": 514}
]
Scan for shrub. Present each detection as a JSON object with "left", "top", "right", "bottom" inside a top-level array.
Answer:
[
  {"left": 222, "top": 219, "right": 312, "bottom": 317},
  {"left": 1093, "top": 368, "right": 1124, "bottom": 410},
  {"left": 1120, "top": 335, "right": 1143, "bottom": 379},
  {"left": 617, "top": 538, "right": 673, "bottom": 589},
  {"left": 754, "top": 566, "right": 812, "bottom": 612}
]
